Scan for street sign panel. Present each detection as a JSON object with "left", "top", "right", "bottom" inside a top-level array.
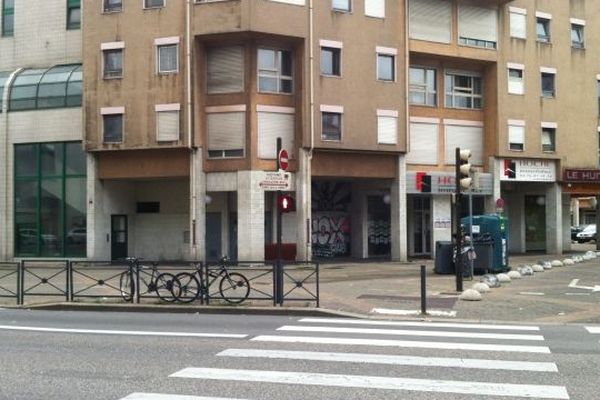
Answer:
[
  {"left": 258, "top": 171, "right": 291, "bottom": 191},
  {"left": 279, "top": 149, "right": 289, "bottom": 171}
]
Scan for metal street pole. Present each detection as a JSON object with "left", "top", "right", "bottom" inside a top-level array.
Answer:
[
  {"left": 455, "top": 147, "right": 463, "bottom": 292},
  {"left": 276, "top": 137, "right": 283, "bottom": 305}
]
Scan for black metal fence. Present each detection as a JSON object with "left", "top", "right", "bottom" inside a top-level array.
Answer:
[{"left": 2, "top": 259, "right": 319, "bottom": 307}]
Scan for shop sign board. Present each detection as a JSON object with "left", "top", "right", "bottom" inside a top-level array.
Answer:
[
  {"left": 564, "top": 169, "right": 600, "bottom": 183},
  {"left": 500, "top": 159, "right": 556, "bottom": 182},
  {"left": 407, "top": 172, "right": 493, "bottom": 195},
  {"left": 258, "top": 171, "right": 291, "bottom": 191}
]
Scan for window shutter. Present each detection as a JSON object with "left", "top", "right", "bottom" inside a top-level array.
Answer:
[
  {"left": 258, "top": 111, "right": 295, "bottom": 159},
  {"left": 445, "top": 125, "right": 483, "bottom": 165},
  {"left": 510, "top": 12, "right": 527, "bottom": 39},
  {"left": 365, "top": 0, "right": 385, "bottom": 18},
  {"left": 207, "top": 46, "right": 244, "bottom": 94},
  {"left": 409, "top": 0, "right": 452, "bottom": 44},
  {"left": 407, "top": 122, "right": 438, "bottom": 165},
  {"left": 207, "top": 112, "right": 245, "bottom": 151},
  {"left": 459, "top": 5, "right": 498, "bottom": 43},
  {"left": 378, "top": 116, "right": 397, "bottom": 144},
  {"left": 157, "top": 111, "right": 179, "bottom": 141},
  {"left": 508, "top": 125, "right": 524, "bottom": 144}
]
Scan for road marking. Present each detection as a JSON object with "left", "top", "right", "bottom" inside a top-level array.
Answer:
[
  {"left": 120, "top": 394, "right": 247, "bottom": 400},
  {"left": 568, "top": 279, "right": 600, "bottom": 292},
  {"left": 0, "top": 325, "right": 247, "bottom": 339},
  {"left": 251, "top": 335, "right": 551, "bottom": 353},
  {"left": 298, "top": 318, "right": 540, "bottom": 331},
  {"left": 170, "top": 368, "right": 569, "bottom": 399},
  {"left": 218, "top": 348, "right": 559, "bottom": 372},
  {"left": 565, "top": 293, "right": 590, "bottom": 296},
  {"left": 519, "top": 292, "right": 546, "bottom": 296},
  {"left": 585, "top": 327, "right": 600, "bottom": 334},
  {"left": 277, "top": 325, "right": 545, "bottom": 341},
  {"left": 371, "top": 308, "right": 457, "bottom": 317}
]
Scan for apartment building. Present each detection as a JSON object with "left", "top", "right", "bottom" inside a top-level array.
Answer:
[{"left": 0, "top": 0, "right": 84, "bottom": 260}]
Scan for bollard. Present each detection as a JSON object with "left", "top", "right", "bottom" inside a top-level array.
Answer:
[{"left": 420, "top": 265, "right": 427, "bottom": 315}]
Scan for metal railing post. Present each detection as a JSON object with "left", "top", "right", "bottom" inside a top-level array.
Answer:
[{"left": 420, "top": 265, "right": 427, "bottom": 315}]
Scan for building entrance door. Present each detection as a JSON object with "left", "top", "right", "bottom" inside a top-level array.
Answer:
[
  {"left": 205, "top": 212, "right": 222, "bottom": 261},
  {"left": 525, "top": 196, "right": 546, "bottom": 251},
  {"left": 111, "top": 215, "right": 128, "bottom": 261},
  {"left": 367, "top": 196, "right": 391, "bottom": 257},
  {"left": 412, "top": 197, "right": 432, "bottom": 256}
]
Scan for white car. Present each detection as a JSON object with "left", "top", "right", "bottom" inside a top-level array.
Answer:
[{"left": 576, "top": 224, "right": 597, "bottom": 243}]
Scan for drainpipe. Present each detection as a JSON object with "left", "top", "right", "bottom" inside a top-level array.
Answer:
[
  {"left": 404, "top": 0, "right": 410, "bottom": 154},
  {"left": 308, "top": 0, "right": 314, "bottom": 158},
  {"left": 186, "top": 0, "right": 197, "bottom": 260}
]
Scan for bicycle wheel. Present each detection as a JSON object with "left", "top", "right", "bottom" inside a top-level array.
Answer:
[
  {"left": 119, "top": 271, "right": 135, "bottom": 302},
  {"left": 155, "top": 273, "right": 180, "bottom": 303},
  {"left": 219, "top": 272, "right": 250, "bottom": 304},
  {"left": 174, "top": 272, "right": 200, "bottom": 303}
]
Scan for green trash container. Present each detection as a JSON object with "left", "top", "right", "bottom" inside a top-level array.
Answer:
[{"left": 461, "top": 214, "right": 509, "bottom": 273}]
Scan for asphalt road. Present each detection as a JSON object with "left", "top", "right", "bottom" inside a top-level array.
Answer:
[{"left": 1, "top": 309, "right": 599, "bottom": 400}]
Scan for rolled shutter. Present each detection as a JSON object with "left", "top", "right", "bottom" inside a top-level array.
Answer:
[
  {"left": 510, "top": 12, "right": 527, "bottom": 39},
  {"left": 444, "top": 125, "right": 483, "bottom": 165},
  {"left": 409, "top": 0, "right": 452, "bottom": 44},
  {"left": 365, "top": 0, "right": 385, "bottom": 18},
  {"left": 378, "top": 116, "right": 397, "bottom": 144},
  {"left": 207, "top": 46, "right": 244, "bottom": 94},
  {"left": 508, "top": 125, "right": 524, "bottom": 145},
  {"left": 459, "top": 5, "right": 498, "bottom": 43},
  {"left": 207, "top": 112, "right": 245, "bottom": 151},
  {"left": 157, "top": 111, "right": 179, "bottom": 141},
  {"left": 258, "top": 111, "right": 295, "bottom": 159},
  {"left": 407, "top": 122, "right": 438, "bottom": 165}
]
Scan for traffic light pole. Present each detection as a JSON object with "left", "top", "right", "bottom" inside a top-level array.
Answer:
[
  {"left": 276, "top": 137, "right": 283, "bottom": 305},
  {"left": 455, "top": 147, "right": 463, "bottom": 292}
]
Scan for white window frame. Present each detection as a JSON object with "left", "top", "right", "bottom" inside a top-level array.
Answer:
[
  {"left": 541, "top": 121, "right": 557, "bottom": 153},
  {"left": 101, "top": 42, "right": 125, "bottom": 79},
  {"left": 155, "top": 103, "right": 180, "bottom": 142},
  {"left": 320, "top": 40, "right": 343, "bottom": 77},
  {"left": 377, "top": 109, "right": 398, "bottom": 145},
  {"left": 409, "top": 66, "right": 437, "bottom": 106},
  {"left": 320, "top": 105, "right": 343, "bottom": 142},
  {"left": 155, "top": 37, "right": 180, "bottom": 74},
  {"left": 536, "top": 11, "right": 552, "bottom": 43},
  {"left": 570, "top": 19, "right": 585, "bottom": 49},
  {"left": 365, "top": 0, "right": 384, "bottom": 19},
  {"left": 143, "top": 0, "right": 165, "bottom": 9},
  {"left": 507, "top": 63, "right": 524, "bottom": 95},
  {"left": 508, "top": 119, "right": 525, "bottom": 151},
  {"left": 101, "top": 106, "right": 125, "bottom": 144},
  {"left": 332, "top": 0, "right": 351, "bottom": 12},
  {"left": 257, "top": 47, "right": 294, "bottom": 94},
  {"left": 445, "top": 70, "right": 483, "bottom": 110},
  {"left": 509, "top": 6, "right": 527, "bottom": 39},
  {"left": 376, "top": 46, "right": 397, "bottom": 82}
]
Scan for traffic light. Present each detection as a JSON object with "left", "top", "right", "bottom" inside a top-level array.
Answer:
[
  {"left": 278, "top": 194, "right": 295, "bottom": 213},
  {"left": 458, "top": 149, "right": 473, "bottom": 191}
]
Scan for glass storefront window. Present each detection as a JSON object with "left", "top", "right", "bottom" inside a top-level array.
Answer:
[{"left": 14, "top": 142, "right": 87, "bottom": 257}]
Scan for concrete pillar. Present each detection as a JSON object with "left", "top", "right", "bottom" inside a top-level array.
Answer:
[
  {"left": 0, "top": 114, "right": 8, "bottom": 261},
  {"left": 432, "top": 195, "right": 452, "bottom": 259},
  {"left": 562, "top": 194, "right": 572, "bottom": 252},
  {"left": 86, "top": 153, "right": 108, "bottom": 260},
  {"left": 237, "top": 170, "right": 265, "bottom": 261},
  {"left": 485, "top": 157, "right": 501, "bottom": 213},
  {"left": 545, "top": 183, "right": 563, "bottom": 255},
  {"left": 295, "top": 149, "right": 311, "bottom": 261},
  {"left": 350, "top": 185, "right": 368, "bottom": 258},
  {"left": 190, "top": 149, "right": 206, "bottom": 261},
  {"left": 506, "top": 192, "right": 525, "bottom": 253},
  {"left": 391, "top": 154, "right": 408, "bottom": 261},
  {"left": 571, "top": 198, "right": 580, "bottom": 226}
]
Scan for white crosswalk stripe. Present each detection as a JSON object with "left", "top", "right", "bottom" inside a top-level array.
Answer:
[
  {"left": 585, "top": 326, "right": 600, "bottom": 334},
  {"left": 120, "top": 394, "right": 247, "bottom": 400}
]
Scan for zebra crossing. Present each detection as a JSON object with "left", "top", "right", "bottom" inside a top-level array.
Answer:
[{"left": 120, "top": 317, "right": 570, "bottom": 400}]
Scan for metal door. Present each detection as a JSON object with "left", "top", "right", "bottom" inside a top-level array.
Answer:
[
  {"left": 412, "top": 197, "right": 432, "bottom": 256},
  {"left": 111, "top": 215, "right": 128, "bottom": 261},
  {"left": 205, "top": 212, "right": 222, "bottom": 262}
]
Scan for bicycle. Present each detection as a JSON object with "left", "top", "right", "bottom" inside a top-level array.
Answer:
[
  {"left": 119, "top": 257, "right": 181, "bottom": 303},
  {"left": 174, "top": 256, "right": 250, "bottom": 304}
]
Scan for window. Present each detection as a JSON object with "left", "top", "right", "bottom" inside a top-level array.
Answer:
[
  {"left": 2, "top": 0, "right": 14, "bottom": 37},
  {"left": 458, "top": 5, "right": 498, "bottom": 49},
  {"left": 377, "top": 110, "right": 397, "bottom": 145},
  {"left": 257, "top": 107, "right": 295, "bottom": 159},
  {"left": 8, "top": 65, "right": 82, "bottom": 111},
  {"left": 103, "top": 49, "right": 123, "bottom": 78},
  {"left": 14, "top": 142, "right": 87, "bottom": 258},
  {"left": 365, "top": 0, "right": 384, "bottom": 18},
  {"left": 407, "top": 122, "right": 438, "bottom": 165},
  {"left": 377, "top": 50, "right": 395, "bottom": 82},
  {"left": 67, "top": 0, "right": 81, "bottom": 30},
  {"left": 332, "top": 0, "right": 350, "bottom": 12},
  {"left": 445, "top": 72, "right": 482, "bottom": 109},
  {"left": 0, "top": 71, "right": 12, "bottom": 112},
  {"left": 508, "top": 122, "right": 525, "bottom": 151},
  {"left": 445, "top": 124, "right": 483, "bottom": 165},
  {"left": 536, "top": 16, "right": 551, "bottom": 42},
  {"left": 321, "top": 110, "right": 342, "bottom": 141},
  {"left": 144, "top": 0, "right": 164, "bottom": 8},
  {"left": 157, "top": 44, "right": 179, "bottom": 74},
  {"left": 206, "top": 46, "right": 244, "bottom": 94},
  {"left": 104, "top": 0, "right": 122, "bottom": 13},
  {"left": 103, "top": 113, "right": 124, "bottom": 143},
  {"left": 571, "top": 22, "right": 585, "bottom": 49},
  {"left": 509, "top": 7, "right": 526, "bottom": 39},
  {"left": 207, "top": 109, "right": 246, "bottom": 158},
  {"left": 508, "top": 65, "right": 524, "bottom": 95},
  {"left": 409, "top": 67, "right": 436, "bottom": 106},
  {"left": 258, "top": 48, "right": 293, "bottom": 94},
  {"left": 409, "top": 0, "right": 452, "bottom": 44},
  {"left": 541, "top": 70, "right": 555, "bottom": 98},
  {"left": 321, "top": 46, "right": 341, "bottom": 76},
  {"left": 541, "top": 127, "right": 555, "bottom": 152},
  {"left": 156, "top": 104, "right": 180, "bottom": 142}
]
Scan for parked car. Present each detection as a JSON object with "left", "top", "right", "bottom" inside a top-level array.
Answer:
[
  {"left": 571, "top": 225, "right": 589, "bottom": 241},
  {"left": 18, "top": 228, "right": 58, "bottom": 245},
  {"left": 576, "top": 224, "right": 597, "bottom": 243},
  {"left": 66, "top": 228, "right": 86, "bottom": 244}
]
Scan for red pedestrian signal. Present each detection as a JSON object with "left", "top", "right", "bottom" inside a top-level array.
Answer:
[{"left": 278, "top": 194, "right": 295, "bottom": 213}]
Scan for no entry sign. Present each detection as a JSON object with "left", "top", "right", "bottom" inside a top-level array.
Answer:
[{"left": 278, "top": 149, "right": 289, "bottom": 171}]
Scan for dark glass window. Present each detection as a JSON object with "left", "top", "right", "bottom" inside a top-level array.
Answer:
[
  {"left": 67, "top": 0, "right": 81, "bottom": 30},
  {"left": 571, "top": 24, "right": 584, "bottom": 49},
  {"left": 258, "top": 48, "right": 293, "bottom": 94},
  {"left": 541, "top": 72, "right": 555, "bottom": 98},
  {"left": 321, "top": 47, "right": 341, "bottom": 76},
  {"left": 332, "top": 0, "right": 351, "bottom": 12},
  {"left": 2, "top": 0, "right": 14, "bottom": 37},
  {"left": 542, "top": 127, "right": 556, "bottom": 152},
  {"left": 104, "top": 0, "right": 122, "bottom": 12},
  {"left": 377, "top": 54, "right": 395, "bottom": 81},
  {"left": 103, "top": 114, "right": 124, "bottom": 143},
  {"left": 536, "top": 17, "right": 550, "bottom": 42},
  {"left": 103, "top": 49, "right": 123, "bottom": 78},
  {"left": 322, "top": 112, "right": 342, "bottom": 141},
  {"left": 14, "top": 142, "right": 87, "bottom": 257},
  {"left": 144, "top": 0, "right": 164, "bottom": 8}
]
